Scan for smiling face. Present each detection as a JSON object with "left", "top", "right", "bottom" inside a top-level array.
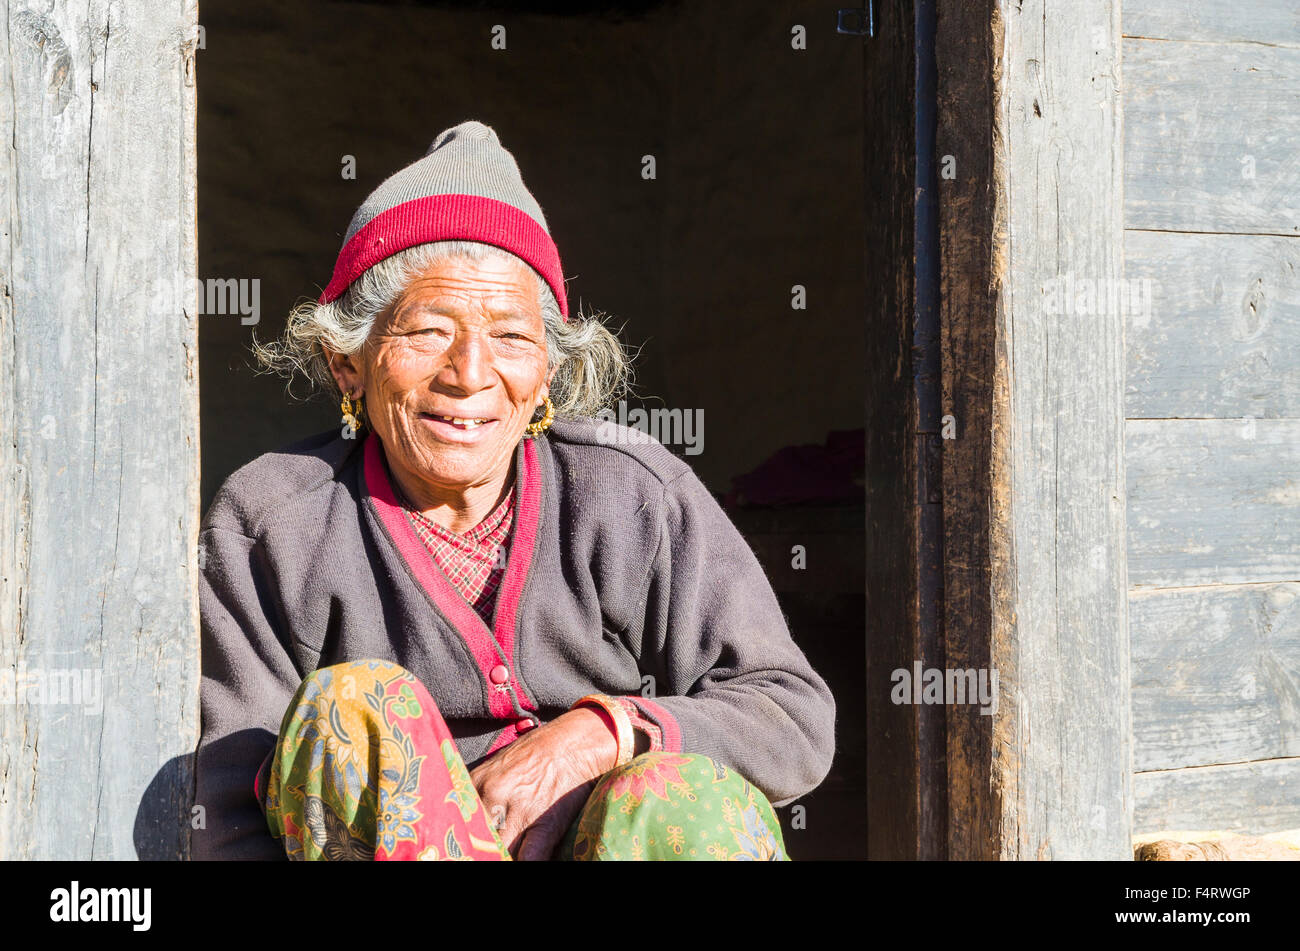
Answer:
[{"left": 326, "top": 251, "right": 554, "bottom": 519}]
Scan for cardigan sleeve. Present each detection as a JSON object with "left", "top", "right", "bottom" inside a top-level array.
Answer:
[
  {"left": 627, "top": 468, "right": 837, "bottom": 807},
  {"left": 192, "top": 524, "right": 304, "bottom": 861}
]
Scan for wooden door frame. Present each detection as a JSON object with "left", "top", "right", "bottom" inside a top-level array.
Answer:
[{"left": 867, "top": 0, "right": 1132, "bottom": 860}]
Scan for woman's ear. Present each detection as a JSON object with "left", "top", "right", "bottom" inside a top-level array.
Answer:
[{"left": 325, "top": 348, "right": 365, "bottom": 399}]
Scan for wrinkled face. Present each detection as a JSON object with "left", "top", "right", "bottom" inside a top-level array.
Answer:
[{"left": 329, "top": 253, "right": 553, "bottom": 501}]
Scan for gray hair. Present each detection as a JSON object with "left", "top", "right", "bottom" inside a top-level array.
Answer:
[{"left": 253, "top": 240, "right": 631, "bottom": 419}]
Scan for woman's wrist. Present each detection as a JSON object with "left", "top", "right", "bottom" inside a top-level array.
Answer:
[
  {"left": 570, "top": 694, "right": 635, "bottom": 770},
  {"left": 564, "top": 705, "right": 621, "bottom": 774}
]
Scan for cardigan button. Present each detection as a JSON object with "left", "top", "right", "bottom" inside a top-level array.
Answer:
[
  {"left": 489, "top": 664, "right": 509, "bottom": 685},
  {"left": 515, "top": 718, "right": 535, "bottom": 732}
]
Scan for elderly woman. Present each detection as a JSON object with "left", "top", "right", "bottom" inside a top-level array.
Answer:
[{"left": 194, "top": 120, "right": 835, "bottom": 861}]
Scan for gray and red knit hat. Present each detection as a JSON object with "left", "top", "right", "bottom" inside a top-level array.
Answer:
[{"left": 319, "top": 120, "right": 568, "bottom": 319}]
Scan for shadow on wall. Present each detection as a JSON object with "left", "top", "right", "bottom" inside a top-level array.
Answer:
[{"left": 133, "top": 754, "right": 194, "bottom": 860}]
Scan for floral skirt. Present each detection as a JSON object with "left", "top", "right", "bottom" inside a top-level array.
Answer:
[{"left": 258, "top": 659, "right": 789, "bottom": 861}]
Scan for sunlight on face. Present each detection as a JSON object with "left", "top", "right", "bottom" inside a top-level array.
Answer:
[{"left": 358, "top": 253, "right": 552, "bottom": 502}]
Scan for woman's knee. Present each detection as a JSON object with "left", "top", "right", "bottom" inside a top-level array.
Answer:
[
  {"left": 279, "top": 659, "right": 448, "bottom": 745},
  {"left": 570, "top": 752, "right": 788, "bottom": 860},
  {"left": 602, "top": 752, "right": 759, "bottom": 796},
  {"left": 296, "top": 659, "right": 413, "bottom": 703}
]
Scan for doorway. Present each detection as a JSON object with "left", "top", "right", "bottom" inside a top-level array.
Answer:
[{"left": 198, "top": 0, "right": 886, "bottom": 859}]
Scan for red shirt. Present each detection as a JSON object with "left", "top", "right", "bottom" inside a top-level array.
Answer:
[{"left": 402, "top": 490, "right": 513, "bottom": 625}]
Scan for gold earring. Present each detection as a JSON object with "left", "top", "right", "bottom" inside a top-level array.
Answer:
[
  {"left": 341, "top": 392, "right": 364, "bottom": 432},
  {"left": 525, "top": 395, "right": 555, "bottom": 438}
]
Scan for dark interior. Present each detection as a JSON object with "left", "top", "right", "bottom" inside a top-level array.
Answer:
[{"left": 198, "top": 0, "right": 870, "bottom": 859}]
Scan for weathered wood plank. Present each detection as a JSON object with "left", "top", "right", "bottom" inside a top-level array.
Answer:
[
  {"left": 937, "top": 0, "right": 998, "bottom": 861},
  {"left": 1127, "top": 419, "right": 1300, "bottom": 588},
  {"left": 1124, "top": 0, "right": 1300, "bottom": 48},
  {"left": 863, "top": 0, "right": 923, "bottom": 861},
  {"left": 998, "top": 0, "right": 1132, "bottom": 859},
  {"left": 941, "top": 0, "right": 1131, "bottom": 859},
  {"left": 0, "top": 0, "right": 200, "bottom": 859},
  {"left": 1125, "top": 230, "right": 1300, "bottom": 419},
  {"left": 1131, "top": 583, "right": 1300, "bottom": 771},
  {"left": 1135, "top": 758, "right": 1300, "bottom": 835},
  {"left": 1124, "top": 38, "right": 1300, "bottom": 236}
]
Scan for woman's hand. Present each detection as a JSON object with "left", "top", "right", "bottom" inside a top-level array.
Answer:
[{"left": 469, "top": 706, "right": 618, "bottom": 860}]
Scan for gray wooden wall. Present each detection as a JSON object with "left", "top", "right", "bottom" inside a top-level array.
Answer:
[
  {"left": 1124, "top": 0, "right": 1300, "bottom": 834},
  {"left": 0, "top": 0, "right": 200, "bottom": 858}
]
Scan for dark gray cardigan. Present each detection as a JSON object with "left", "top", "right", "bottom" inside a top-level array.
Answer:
[{"left": 193, "top": 417, "right": 836, "bottom": 860}]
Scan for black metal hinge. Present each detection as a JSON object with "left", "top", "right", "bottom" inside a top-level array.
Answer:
[{"left": 836, "top": 4, "right": 875, "bottom": 37}]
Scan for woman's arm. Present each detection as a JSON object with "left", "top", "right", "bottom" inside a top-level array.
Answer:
[
  {"left": 628, "top": 468, "right": 838, "bottom": 807},
  {"left": 193, "top": 524, "right": 303, "bottom": 861}
]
